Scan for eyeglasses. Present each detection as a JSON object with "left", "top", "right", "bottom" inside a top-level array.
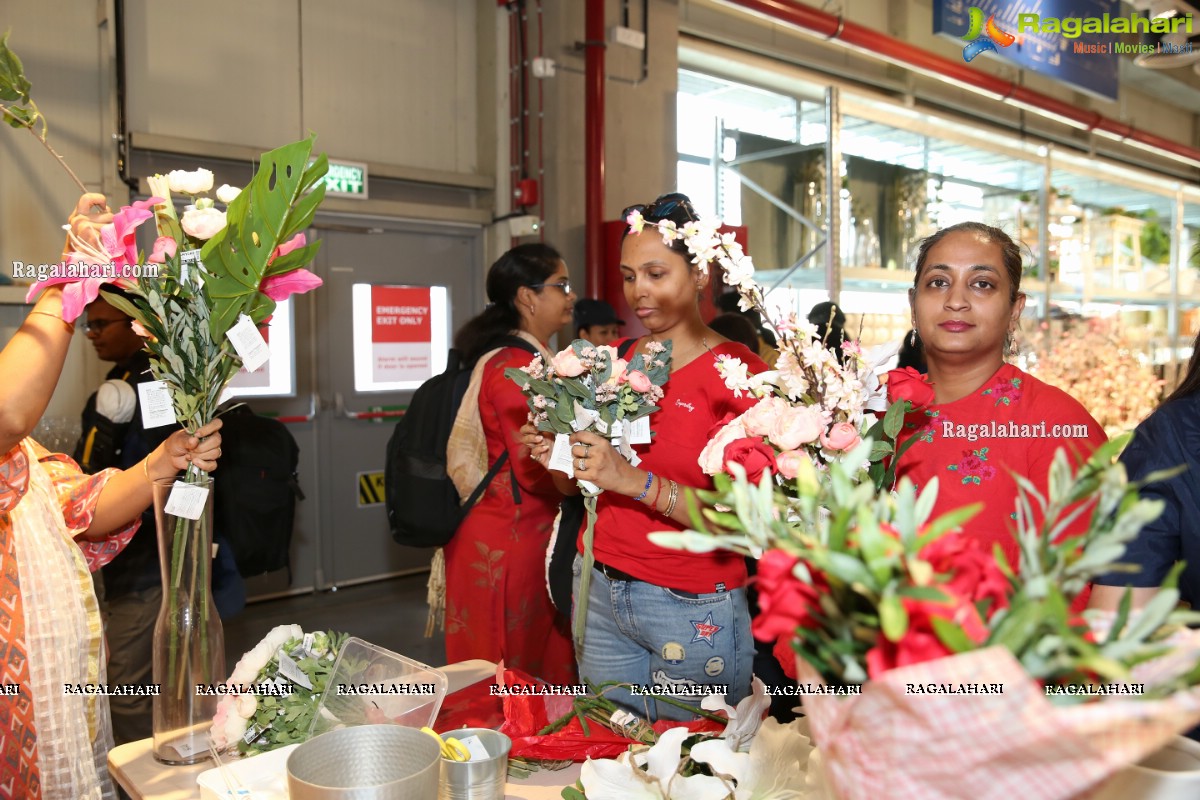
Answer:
[
  {"left": 529, "top": 280, "right": 572, "bottom": 295},
  {"left": 82, "top": 319, "right": 122, "bottom": 334}
]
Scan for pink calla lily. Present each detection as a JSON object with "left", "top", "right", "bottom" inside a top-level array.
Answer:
[
  {"left": 269, "top": 233, "right": 306, "bottom": 263},
  {"left": 24, "top": 197, "right": 162, "bottom": 322},
  {"left": 260, "top": 268, "right": 323, "bottom": 302}
]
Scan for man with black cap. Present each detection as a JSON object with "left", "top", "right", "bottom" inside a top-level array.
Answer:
[{"left": 573, "top": 298, "right": 624, "bottom": 346}]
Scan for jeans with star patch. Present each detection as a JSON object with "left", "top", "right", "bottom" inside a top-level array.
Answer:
[{"left": 572, "top": 554, "right": 753, "bottom": 721}]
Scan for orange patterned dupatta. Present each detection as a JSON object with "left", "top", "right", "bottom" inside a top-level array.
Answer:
[{"left": 0, "top": 440, "right": 139, "bottom": 799}]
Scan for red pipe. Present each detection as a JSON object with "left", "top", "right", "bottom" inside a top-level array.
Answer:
[
  {"left": 584, "top": 0, "right": 606, "bottom": 299},
  {"left": 723, "top": 0, "right": 1200, "bottom": 166}
]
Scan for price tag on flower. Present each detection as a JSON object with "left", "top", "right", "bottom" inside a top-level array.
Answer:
[
  {"left": 163, "top": 480, "right": 210, "bottom": 521},
  {"left": 137, "top": 380, "right": 177, "bottom": 429},
  {"left": 226, "top": 313, "right": 271, "bottom": 372}
]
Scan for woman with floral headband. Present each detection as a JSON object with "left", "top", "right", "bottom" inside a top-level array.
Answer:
[
  {"left": 887, "top": 222, "right": 1107, "bottom": 571},
  {"left": 529, "top": 193, "right": 768, "bottom": 719}
]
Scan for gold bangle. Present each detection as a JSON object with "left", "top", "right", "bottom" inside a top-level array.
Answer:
[
  {"left": 664, "top": 480, "right": 679, "bottom": 517},
  {"left": 142, "top": 457, "right": 152, "bottom": 483},
  {"left": 28, "top": 310, "right": 75, "bottom": 334}
]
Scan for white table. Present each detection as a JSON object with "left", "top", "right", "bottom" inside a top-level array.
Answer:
[{"left": 107, "top": 659, "right": 582, "bottom": 799}]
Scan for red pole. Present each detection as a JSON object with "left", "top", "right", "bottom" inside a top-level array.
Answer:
[{"left": 584, "top": 0, "right": 606, "bottom": 299}]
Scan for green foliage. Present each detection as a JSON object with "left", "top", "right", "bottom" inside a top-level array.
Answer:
[
  {"left": 201, "top": 137, "right": 327, "bottom": 338},
  {"left": 0, "top": 31, "right": 40, "bottom": 134}
]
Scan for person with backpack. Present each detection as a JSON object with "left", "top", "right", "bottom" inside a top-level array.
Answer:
[{"left": 440, "top": 243, "right": 577, "bottom": 683}]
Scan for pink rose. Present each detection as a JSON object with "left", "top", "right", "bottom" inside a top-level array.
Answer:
[
  {"left": 742, "top": 397, "right": 786, "bottom": 437},
  {"left": 820, "top": 422, "right": 862, "bottom": 452},
  {"left": 551, "top": 347, "right": 587, "bottom": 377},
  {"left": 624, "top": 370, "right": 653, "bottom": 393},
  {"left": 769, "top": 406, "right": 825, "bottom": 451},
  {"left": 775, "top": 450, "right": 809, "bottom": 480},
  {"left": 608, "top": 357, "right": 629, "bottom": 384},
  {"left": 698, "top": 417, "right": 748, "bottom": 475}
]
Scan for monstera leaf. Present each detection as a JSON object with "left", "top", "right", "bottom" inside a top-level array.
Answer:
[{"left": 201, "top": 135, "right": 327, "bottom": 337}]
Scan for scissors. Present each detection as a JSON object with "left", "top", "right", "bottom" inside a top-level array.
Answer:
[{"left": 421, "top": 727, "right": 471, "bottom": 762}]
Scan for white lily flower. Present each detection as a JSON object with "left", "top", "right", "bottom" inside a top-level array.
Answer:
[{"left": 702, "top": 677, "right": 769, "bottom": 751}]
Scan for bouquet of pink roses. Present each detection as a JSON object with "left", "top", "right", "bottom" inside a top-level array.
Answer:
[{"left": 506, "top": 339, "right": 671, "bottom": 647}]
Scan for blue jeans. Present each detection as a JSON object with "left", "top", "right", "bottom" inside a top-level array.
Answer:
[{"left": 572, "top": 554, "right": 753, "bottom": 721}]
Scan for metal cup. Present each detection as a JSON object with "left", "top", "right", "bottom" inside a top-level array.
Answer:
[{"left": 438, "top": 728, "right": 512, "bottom": 800}]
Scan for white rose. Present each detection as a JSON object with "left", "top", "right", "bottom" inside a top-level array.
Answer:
[
  {"left": 181, "top": 207, "right": 227, "bottom": 240},
  {"left": 167, "top": 168, "right": 214, "bottom": 195},
  {"left": 216, "top": 184, "right": 242, "bottom": 204}
]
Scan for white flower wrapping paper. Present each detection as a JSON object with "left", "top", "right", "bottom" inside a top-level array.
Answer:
[{"left": 795, "top": 641, "right": 1200, "bottom": 800}]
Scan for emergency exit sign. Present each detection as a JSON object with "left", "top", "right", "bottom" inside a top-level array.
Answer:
[{"left": 322, "top": 160, "right": 368, "bottom": 198}]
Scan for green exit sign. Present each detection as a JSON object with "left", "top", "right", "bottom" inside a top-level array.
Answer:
[{"left": 323, "top": 160, "right": 368, "bottom": 199}]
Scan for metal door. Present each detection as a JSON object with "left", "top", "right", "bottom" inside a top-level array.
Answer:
[{"left": 310, "top": 224, "right": 482, "bottom": 587}]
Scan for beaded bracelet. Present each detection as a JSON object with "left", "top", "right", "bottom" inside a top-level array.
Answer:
[{"left": 635, "top": 471, "right": 654, "bottom": 502}]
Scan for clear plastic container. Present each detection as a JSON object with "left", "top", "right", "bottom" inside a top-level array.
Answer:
[{"left": 309, "top": 637, "right": 448, "bottom": 738}]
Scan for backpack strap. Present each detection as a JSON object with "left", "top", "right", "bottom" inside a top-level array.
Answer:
[{"left": 461, "top": 450, "right": 510, "bottom": 516}]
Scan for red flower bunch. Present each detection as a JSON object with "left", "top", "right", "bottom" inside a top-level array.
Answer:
[
  {"left": 919, "top": 532, "right": 1010, "bottom": 619},
  {"left": 751, "top": 549, "right": 827, "bottom": 642},
  {"left": 865, "top": 594, "right": 988, "bottom": 679}
]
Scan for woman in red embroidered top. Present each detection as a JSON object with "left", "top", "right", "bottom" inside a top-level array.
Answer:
[
  {"left": 442, "top": 243, "right": 577, "bottom": 684},
  {"left": 1, "top": 194, "right": 222, "bottom": 800},
  {"left": 890, "top": 222, "right": 1107, "bottom": 568},
  {"left": 531, "top": 194, "right": 768, "bottom": 719}
]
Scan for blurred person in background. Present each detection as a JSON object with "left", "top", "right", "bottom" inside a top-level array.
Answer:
[{"left": 573, "top": 298, "right": 624, "bottom": 347}]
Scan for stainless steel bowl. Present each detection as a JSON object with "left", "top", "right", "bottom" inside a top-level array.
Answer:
[{"left": 287, "top": 724, "right": 440, "bottom": 799}]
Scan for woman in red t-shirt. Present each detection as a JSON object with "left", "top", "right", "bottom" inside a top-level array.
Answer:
[
  {"left": 891, "top": 222, "right": 1107, "bottom": 570},
  {"left": 530, "top": 194, "right": 766, "bottom": 719}
]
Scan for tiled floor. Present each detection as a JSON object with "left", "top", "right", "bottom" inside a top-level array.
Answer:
[{"left": 222, "top": 574, "right": 446, "bottom": 672}]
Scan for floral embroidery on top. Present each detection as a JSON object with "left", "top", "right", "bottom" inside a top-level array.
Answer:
[
  {"left": 981, "top": 376, "right": 1023, "bottom": 407},
  {"left": 947, "top": 447, "right": 996, "bottom": 486},
  {"left": 904, "top": 409, "right": 945, "bottom": 444}
]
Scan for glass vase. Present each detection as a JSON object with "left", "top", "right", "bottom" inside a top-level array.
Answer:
[{"left": 151, "top": 474, "right": 225, "bottom": 765}]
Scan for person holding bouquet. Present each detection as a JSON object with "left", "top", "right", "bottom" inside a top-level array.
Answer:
[
  {"left": 531, "top": 193, "right": 768, "bottom": 719},
  {"left": 442, "top": 243, "right": 578, "bottom": 684},
  {"left": 1, "top": 194, "right": 223, "bottom": 799},
  {"left": 890, "top": 221, "right": 1107, "bottom": 570}
]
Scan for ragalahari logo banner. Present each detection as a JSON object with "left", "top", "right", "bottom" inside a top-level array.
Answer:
[{"left": 961, "top": 6, "right": 1015, "bottom": 62}]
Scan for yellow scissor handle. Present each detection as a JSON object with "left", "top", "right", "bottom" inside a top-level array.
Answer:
[{"left": 420, "top": 727, "right": 471, "bottom": 762}]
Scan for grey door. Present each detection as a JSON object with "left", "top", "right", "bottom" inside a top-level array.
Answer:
[{"left": 309, "top": 224, "right": 482, "bottom": 587}]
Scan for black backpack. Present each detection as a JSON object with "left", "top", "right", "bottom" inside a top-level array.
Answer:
[
  {"left": 385, "top": 336, "right": 538, "bottom": 548},
  {"left": 213, "top": 404, "right": 303, "bottom": 578}
]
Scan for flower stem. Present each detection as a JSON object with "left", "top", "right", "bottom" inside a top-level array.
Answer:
[
  {"left": 0, "top": 104, "right": 89, "bottom": 194},
  {"left": 572, "top": 493, "right": 600, "bottom": 654}
]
